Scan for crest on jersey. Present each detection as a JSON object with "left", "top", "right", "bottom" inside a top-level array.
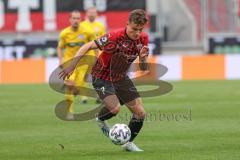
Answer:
[{"left": 78, "top": 35, "right": 85, "bottom": 39}]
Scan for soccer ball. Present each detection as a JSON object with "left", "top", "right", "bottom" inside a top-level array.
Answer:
[{"left": 109, "top": 123, "right": 131, "bottom": 145}]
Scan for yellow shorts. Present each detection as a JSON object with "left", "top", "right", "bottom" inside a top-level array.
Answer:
[{"left": 63, "top": 54, "right": 96, "bottom": 86}]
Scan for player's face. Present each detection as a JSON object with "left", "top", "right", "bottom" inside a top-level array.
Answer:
[
  {"left": 126, "top": 22, "right": 144, "bottom": 40},
  {"left": 87, "top": 8, "right": 97, "bottom": 22},
  {"left": 70, "top": 12, "right": 81, "bottom": 29}
]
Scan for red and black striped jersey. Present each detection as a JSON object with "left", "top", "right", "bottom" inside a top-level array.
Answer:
[{"left": 92, "top": 28, "right": 148, "bottom": 82}]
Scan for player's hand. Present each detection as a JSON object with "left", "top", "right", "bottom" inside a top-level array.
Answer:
[
  {"left": 139, "top": 46, "right": 149, "bottom": 59},
  {"left": 58, "top": 65, "right": 74, "bottom": 80}
]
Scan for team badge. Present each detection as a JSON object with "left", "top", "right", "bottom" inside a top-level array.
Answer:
[{"left": 78, "top": 35, "right": 85, "bottom": 39}]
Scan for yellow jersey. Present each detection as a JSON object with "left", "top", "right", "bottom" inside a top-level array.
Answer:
[
  {"left": 80, "top": 20, "right": 106, "bottom": 38},
  {"left": 58, "top": 25, "right": 95, "bottom": 60},
  {"left": 80, "top": 20, "right": 106, "bottom": 57}
]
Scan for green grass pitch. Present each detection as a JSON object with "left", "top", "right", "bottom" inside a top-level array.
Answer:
[{"left": 0, "top": 80, "right": 240, "bottom": 160}]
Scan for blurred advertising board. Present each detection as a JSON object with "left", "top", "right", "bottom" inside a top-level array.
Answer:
[
  {"left": 0, "top": 0, "right": 146, "bottom": 32},
  {"left": 207, "top": 33, "right": 240, "bottom": 54},
  {"left": 0, "top": 36, "right": 161, "bottom": 60},
  {"left": 0, "top": 39, "right": 57, "bottom": 60}
]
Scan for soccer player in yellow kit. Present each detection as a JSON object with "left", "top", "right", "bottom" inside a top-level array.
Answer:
[
  {"left": 80, "top": 7, "right": 106, "bottom": 103},
  {"left": 57, "top": 10, "right": 95, "bottom": 118},
  {"left": 81, "top": 7, "right": 106, "bottom": 38}
]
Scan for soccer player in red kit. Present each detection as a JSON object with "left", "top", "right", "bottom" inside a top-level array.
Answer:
[{"left": 60, "top": 9, "right": 149, "bottom": 152}]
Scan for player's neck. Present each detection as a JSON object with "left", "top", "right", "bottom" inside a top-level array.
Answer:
[
  {"left": 87, "top": 19, "right": 95, "bottom": 23},
  {"left": 71, "top": 26, "right": 79, "bottom": 31},
  {"left": 125, "top": 28, "right": 138, "bottom": 41}
]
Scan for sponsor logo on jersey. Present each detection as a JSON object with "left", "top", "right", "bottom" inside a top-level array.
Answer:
[{"left": 67, "top": 42, "right": 85, "bottom": 47}]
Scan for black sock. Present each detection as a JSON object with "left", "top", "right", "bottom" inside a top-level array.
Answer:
[
  {"left": 97, "top": 107, "right": 116, "bottom": 121},
  {"left": 128, "top": 117, "right": 144, "bottom": 142}
]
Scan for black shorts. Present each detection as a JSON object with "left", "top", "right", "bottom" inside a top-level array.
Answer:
[{"left": 92, "top": 76, "right": 140, "bottom": 105}]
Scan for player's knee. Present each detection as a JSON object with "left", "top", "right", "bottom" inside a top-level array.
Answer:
[
  {"left": 134, "top": 106, "right": 146, "bottom": 120},
  {"left": 133, "top": 111, "right": 145, "bottom": 120},
  {"left": 139, "top": 111, "right": 146, "bottom": 120},
  {"left": 142, "top": 111, "right": 146, "bottom": 118},
  {"left": 109, "top": 106, "right": 120, "bottom": 115},
  {"left": 65, "top": 80, "right": 78, "bottom": 93}
]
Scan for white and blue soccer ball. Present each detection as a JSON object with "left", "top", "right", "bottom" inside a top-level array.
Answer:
[{"left": 109, "top": 123, "right": 131, "bottom": 145}]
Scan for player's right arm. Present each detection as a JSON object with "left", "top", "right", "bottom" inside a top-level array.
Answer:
[
  {"left": 59, "top": 41, "right": 98, "bottom": 79},
  {"left": 57, "top": 31, "right": 66, "bottom": 66},
  {"left": 57, "top": 47, "right": 63, "bottom": 65},
  {"left": 59, "top": 32, "right": 116, "bottom": 79}
]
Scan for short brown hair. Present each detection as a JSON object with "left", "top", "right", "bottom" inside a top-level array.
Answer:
[
  {"left": 128, "top": 9, "right": 148, "bottom": 26},
  {"left": 70, "top": 10, "right": 80, "bottom": 17}
]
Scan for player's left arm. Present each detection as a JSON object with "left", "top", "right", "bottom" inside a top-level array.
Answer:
[
  {"left": 139, "top": 46, "right": 149, "bottom": 71},
  {"left": 139, "top": 34, "right": 149, "bottom": 71}
]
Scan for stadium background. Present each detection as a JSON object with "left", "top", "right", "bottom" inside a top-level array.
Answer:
[
  {"left": 1, "top": 0, "right": 240, "bottom": 83},
  {"left": 0, "top": 0, "right": 240, "bottom": 160}
]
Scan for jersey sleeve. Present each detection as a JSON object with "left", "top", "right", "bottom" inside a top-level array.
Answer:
[
  {"left": 94, "top": 31, "right": 117, "bottom": 51},
  {"left": 58, "top": 31, "right": 66, "bottom": 48}
]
